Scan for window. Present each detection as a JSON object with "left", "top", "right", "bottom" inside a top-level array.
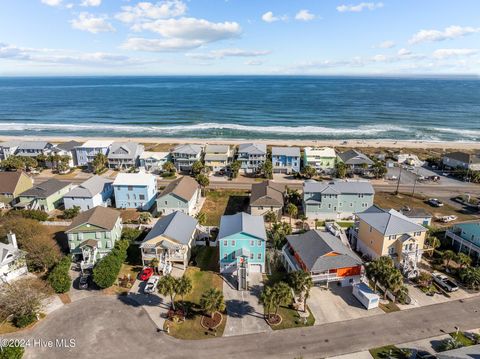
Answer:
[
  {"left": 224, "top": 254, "right": 227, "bottom": 259},
  {"left": 369, "top": 226, "right": 372, "bottom": 232},
  {"left": 106, "top": 241, "right": 112, "bottom": 248},
  {"left": 139, "top": 194, "right": 145, "bottom": 200},
  {"left": 232, "top": 252, "right": 236, "bottom": 259},
  {"left": 105, "top": 232, "right": 111, "bottom": 239},
  {"left": 128, "top": 186, "right": 133, "bottom": 191},
  {"left": 250, "top": 240, "right": 254, "bottom": 246},
  {"left": 78, "top": 232, "right": 83, "bottom": 240},
  {"left": 98, "top": 241, "right": 102, "bottom": 248},
  {"left": 257, "top": 240, "right": 262, "bottom": 246},
  {"left": 95, "top": 232, "right": 101, "bottom": 239},
  {"left": 250, "top": 253, "right": 254, "bottom": 259},
  {"left": 414, "top": 231, "right": 421, "bottom": 236},
  {"left": 224, "top": 240, "right": 228, "bottom": 246},
  {"left": 231, "top": 240, "right": 236, "bottom": 246},
  {"left": 67, "top": 233, "right": 74, "bottom": 241},
  {"left": 257, "top": 253, "right": 262, "bottom": 260},
  {"left": 389, "top": 235, "right": 397, "bottom": 240},
  {"left": 388, "top": 247, "right": 395, "bottom": 254}
]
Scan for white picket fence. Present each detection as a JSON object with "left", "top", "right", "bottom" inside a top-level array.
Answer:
[{"left": 41, "top": 221, "right": 72, "bottom": 226}]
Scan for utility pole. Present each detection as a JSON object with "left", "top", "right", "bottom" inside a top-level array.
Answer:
[
  {"left": 412, "top": 168, "right": 419, "bottom": 197},
  {"left": 395, "top": 165, "right": 403, "bottom": 195}
]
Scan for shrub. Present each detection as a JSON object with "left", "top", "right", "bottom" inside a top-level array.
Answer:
[
  {"left": 18, "top": 209, "right": 49, "bottom": 222},
  {"left": 121, "top": 227, "right": 143, "bottom": 242},
  {"left": 12, "top": 313, "right": 37, "bottom": 328},
  {"left": 0, "top": 344, "right": 25, "bottom": 359},
  {"left": 63, "top": 206, "right": 80, "bottom": 220},
  {"left": 93, "top": 240, "right": 129, "bottom": 289},
  {"left": 47, "top": 257, "right": 72, "bottom": 293}
]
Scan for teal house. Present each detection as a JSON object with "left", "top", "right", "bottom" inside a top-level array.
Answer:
[
  {"left": 446, "top": 221, "right": 480, "bottom": 264},
  {"left": 65, "top": 206, "right": 123, "bottom": 271},
  {"left": 218, "top": 212, "right": 266, "bottom": 289}
]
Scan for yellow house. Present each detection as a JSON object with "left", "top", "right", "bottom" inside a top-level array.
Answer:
[
  {"left": 0, "top": 171, "right": 33, "bottom": 208},
  {"left": 352, "top": 206, "right": 427, "bottom": 277}
]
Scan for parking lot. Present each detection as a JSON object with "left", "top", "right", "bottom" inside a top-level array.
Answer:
[{"left": 308, "top": 284, "right": 384, "bottom": 325}]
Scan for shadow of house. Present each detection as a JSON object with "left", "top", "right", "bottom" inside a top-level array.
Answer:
[{"left": 225, "top": 195, "right": 249, "bottom": 216}]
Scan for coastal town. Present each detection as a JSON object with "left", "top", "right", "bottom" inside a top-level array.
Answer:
[{"left": 1, "top": 138, "right": 480, "bottom": 359}]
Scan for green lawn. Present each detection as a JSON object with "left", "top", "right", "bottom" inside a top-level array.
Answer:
[
  {"left": 202, "top": 190, "right": 249, "bottom": 226},
  {"left": 369, "top": 345, "right": 411, "bottom": 359},
  {"left": 450, "top": 331, "right": 478, "bottom": 346},
  {"left": 336, "top": 221, "right": 354, "bottom": 228},
  {"left": 379, "top": 301, "right": 400, "bottom": 313},
  {"left": 193, "top": 246, "right": 219, "bottom": 272},
  {"left": 271, "top": 305, "right": 315, "bottom": 331}
]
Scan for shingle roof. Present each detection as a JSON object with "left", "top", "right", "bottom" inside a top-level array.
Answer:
[
  {"left": 0, "top": 141, "right": 22, "bottom": 148},
  {"left": 205, "top": 144, "right": 230, "bottom": 154},
  {"left": 272, "top": 147, "right": 300, "bottom": 157},
  {"left": 56, "top": 141, "right": 83, "bottom": 152},
  {"left": 443, "top": 151, "right": 480, "bottom": 165},
  {"left": 19, "top": 179, "right": 71, "bottom": 198},
  {"left": 250, "top": 180, "right": 285, "bottom": 207},
  {"left": 338, "top": 149, "right": 374, "bottom": 166},
  {"left": 0, "top": 171, "right": 30, "bottom": 194},
  {"left": 108, "top": 142, "right": 144, "bottom": 160},
  {"left": 286, "top": 230, "right": 362, "bottom": 272},
  {"left": 141, "top": 211, "right": 198, "bottom": 246},
  {"left": 159, "top": 176, "right": 199, "bottom": 202},
  {"left": 304, "top": 147, "right": 336, "bottom": 157},
  {"left": 172, "top": 144, "right": 203, "bottom": 155},
  {"left": 356, "top": 207, "right": 427, "bottom": 236},
  {"left": 238, "top": 143, "right": 267, "bottom": 155},
  {"left": 65, "top": 175, "right": 112, "bottom": 198},
  {"left": 79, "top": 140, "right": 113, "bottom": 148},
  {"left": 65, "top": 206, "right": 120, "bottom": 232},
  {"left": 400, "top": 207, "right": 432, "bottom": 219},
  {"left": 17, "top": 141, "right": 51, "bottom": 150},
  {"left": 304, "top": 180, "right": 375, "bottom": 195},
  {"left": 113, "top": 173, "right": 155, "bottom": 187},
  {"left": 218, "top": 212, "right": 266, "bottom": 241},
  {"left": 139, "top": 151, "right": 169, "bottom": 160}
]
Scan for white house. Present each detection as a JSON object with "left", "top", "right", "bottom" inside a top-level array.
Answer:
[
  {"left": 139, "top": 151, "right": 171, "bottom": 172},
  {"left": 0, "top": 233, "right": 28, "bottom": 283},
  {"left": 75, "top": 140, "right": 112, "bottom": 167},
  {"left": 63, "top": 175, "right": 114, "bottom": 211},
  {"left": 0, "top": 141, "right": 22, "bottom": 161}
]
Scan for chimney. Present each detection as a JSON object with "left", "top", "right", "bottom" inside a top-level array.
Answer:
[{"left": 7, "top": 232, "right": 18, "bottom": 249}]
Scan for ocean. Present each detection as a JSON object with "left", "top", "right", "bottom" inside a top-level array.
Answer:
[{"left": 0, "top": 76, "right": 479, "bottom": 142}]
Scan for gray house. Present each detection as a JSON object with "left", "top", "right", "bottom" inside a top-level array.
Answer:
[
  {"left": 0, "top": 141, "right": 22, "bottom": 161},
  {"left": 107, "top": 142, "right": 144, "bottom": 169},
  {"left": 237, "top": 143, "right": 267, "bottom": 174},
  {"left": 303, "top": 180, "right": 375, "bottom": 219},
  {"left": 50, "top": 140, "right": 83, "bottom": 168},
  {"left": 171, "top": 144, "right": 203, "bottom": 172},
  {"left": 156, "top": 176, "right": 201, "bottom": 216},
  {"left": 337, "top": 149, "right": 374, "bottom": 173},
  {"left": 442, "top": 151, "right": 480, "bottom": 171},
  {"left": 63, "top": 175, "right": 114, "bottom": 212},
  {"left": 15, "top": 141, "right": 54, "bottom": 157},
  {"left": 249, "top": 180, "right": 285, "bottom": 217}
]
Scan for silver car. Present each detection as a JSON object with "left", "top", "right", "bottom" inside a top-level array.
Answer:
[{"left": 144, "top": 275, "right": 160, "bottom": 294}]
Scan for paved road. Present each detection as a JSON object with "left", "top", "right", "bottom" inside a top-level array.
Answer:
[{"left": 7, "top": 294, "right": 480, "bottom": 359}]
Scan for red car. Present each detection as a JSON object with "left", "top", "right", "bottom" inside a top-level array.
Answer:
[{"left": 138, "top": 267, "right": 154, "bottom": 281}]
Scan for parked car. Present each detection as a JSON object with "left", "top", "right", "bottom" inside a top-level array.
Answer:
[
  {"left": 79, "top": 274, "right": 91, "bottom": 290},
  {"left": 138, "top": 267, "right": 154, "bottom": 281},
  {"left": 437, "top": 215, "right": 458, "bottom": 223},
  {"left": 144, "top": 275, "right": 160, "bottom": 294},
  {"left": 427, "top": 198, "right": 444, "bottom": 207},
  {"left": 432, "top": 272, "right": 459, "bottom": 292}
]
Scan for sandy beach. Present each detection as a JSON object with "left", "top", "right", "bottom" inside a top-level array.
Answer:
[{"left": 1, "top": 135, "right": 479, "bottom": 151}]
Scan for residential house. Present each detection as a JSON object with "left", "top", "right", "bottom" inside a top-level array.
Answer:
[
  {"left": 139, "top": 151, "right": 170, "bottom": 172},
  {"left": 0, "top": 141, "right": 21, "bottom": 161},
  {"left": 50, "top": 140, "right": 82, "bottom": 168},
  {"left": 442, "top": 151, "right": 480, "bottom": 171},
  {"left": 113, "top": 172, "right": 157, "bottom": 210},
  {"left": 237, "top": 143, "right": 267, "bottom": 174},
  {"left": 63, "top": 175, "right": 114, "bottom": 211},
  {"left": 337, "top": 149, "right": 374, "bottom": 174},
  {"left": 303, "top": 147, "right": 337, "bottom": 174},
  {"left": 156, "top": 176, "right": 200, "bottom": 216},
  {"left": 249, "top": 180, "right": 285, "bottom": 217},
  {"left": 15, "top": 141, "right": 54, "bottom": 158},
  {"left": 446, "top": 221, "right": 480, "bottom": 264},
  {"left": 395, "top": 153, "right": 424, "bottom": 167},
  {"left": 107, "top": 142, "right": 144, "bottom": 170},
  {"left": 399, "top": 207, "right": 432, "bottom": 227},
  {"left": 219, "top": 213, "right": 266, "bottom": 290},
  {"left": 16, "top": 179, "right": 75, "bottom": 212},
  {"left": 0, "top": 171, "right": 33, "bottom": 208},
  {"left": 204, "top": 144, "right": 233, "bottom": 172},
  {"left": 272, "top": 147, "right": 301, "bottom": 174},
  {"left": 303, "top": 180, "right": 374, "bottom": 219},
  {"left": 140, "top": 211, "right": 198, "bottom": 271},
  {"left": 281, "top": 230, "right": 362, "bottom": 286},
  {"left": 352, "top": 206, "right": 427, "bottom": 277},
  {"left": 171, "top": 144, "right": 203, "bottom": 172},
  {"left": 66, "top": 206, "right": 122, "bottom": 271},
  {"left": 75, "top": 140, "right": 112, "bottom": 167},
  {"left": 0, "top": 233, "right": 28, "bottom": 283}
]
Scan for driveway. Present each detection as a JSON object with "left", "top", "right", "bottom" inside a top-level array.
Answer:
[
  {"left": 308, "top": 284, "right": 383, "bottom": 325},
  {"left": 222, "top": 273, "right": 271, "bottom": 336}
]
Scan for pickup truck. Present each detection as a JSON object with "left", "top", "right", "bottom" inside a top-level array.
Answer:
[{"left": 432, "top": 272, "right": 459, "bottom": 292}]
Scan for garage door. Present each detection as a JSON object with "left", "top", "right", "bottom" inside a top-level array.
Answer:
[{"left": 249, "top": 264, "right": 262, "bottom": 273}]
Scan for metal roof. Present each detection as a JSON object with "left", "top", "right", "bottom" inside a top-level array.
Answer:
[
  {"left": 271, "top": 146, "right": 300, "bottom": 157},
  {"left": 238, "top": 143, "right": 267, "bottom": 155},
  {"left": 338, "top": 149, "right": 374, "bottom": 166},
  {"left": 108, "top": 142, "right": 144, "bottom": 160},
  {"left": 113, "top": 172, "right": 155, "bottom": 187},
  {"left": 356, "top": 207, "right": 427, "bottom": 236},
  {"left": 17, "top": 141, "right": 52, "bottom": 150},
  {"left": 205, "top": 144, "right": 231, "bottom": 154},
  {"left": 172, "top": 144, "right": 203, "bottom": 155},
  {"left": 65, "top": 175, "right": 112, "bottom": 198},
  {"left": 443, "top": 151, "right": 480, "bottom": 165},
  {"left": 79, "top": 140, "right": 113, "bottom": 148},
  {"left": 55, "top": 141, "right": 83, "bottom": 152},
  {"left": 286, "top": 230, "right": 362, "bottom": 273},
  {"left": 141, "top": 211, "right": 198, "bottom": 247},
  {"left": 218, "top": 212, "right": 266, "bottom": 240},
  {"left": 304, "top": 180, "right": 375, "bottom": 195}
]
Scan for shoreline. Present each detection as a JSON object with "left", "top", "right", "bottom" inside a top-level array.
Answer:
[{"left": 1, "top": 135, "right": 479, "bottom": 151}]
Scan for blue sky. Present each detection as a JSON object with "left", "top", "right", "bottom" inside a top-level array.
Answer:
[{"left": 1, "top": 0, "right": 480, "bottom": 75}]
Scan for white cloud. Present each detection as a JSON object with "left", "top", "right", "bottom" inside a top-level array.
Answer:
[
  {"left": 116, "top": 0, "right": 187, "bottom": 23},
  {"left": 295, "top": 9, "right": 315, "bottom": 22},
  {"left": 261, "top": 11, "right": 288, "bottom": 23},
  {"left": 433, "top": 48, "right": 478, "bottom": 59},
  {"left": 397, "top": 48, "right": 411, "bottom": 56},
  {"left": 186, "top": 48, "right": 270, "bottom": 60},
  {"left": 41, "top": 0, "right": 62, "bottom": 6},
  {"left": 124, "top": 17, "right": 241, "bottom": 51},
  {"left": 337, "top": 2, "right": 384, "bottom": 13},
  {"left": 245, "top": 60, "right": 263, "bottom": 66},
  {"left": 409, "top": 25, "right": 480, "bottom": 45},
  {"left": 71, "top": 12, "right": 115, "bottom": 33},
  {"left": 374, "top": 40, "right": 395, "bottom": 49},
  {"left": 81, "top": 0, "right": 101, "bottom": 7}
]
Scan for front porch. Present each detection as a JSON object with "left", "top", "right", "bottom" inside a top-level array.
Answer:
[{"left": 141, "top": 244, "right": 189, "bottom": 272}]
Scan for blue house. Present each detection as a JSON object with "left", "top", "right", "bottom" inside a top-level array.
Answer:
[
  {"left": 446, "top": 221, "right": 480, "bottom": 264},
  {"left": 113, "top": 173, "right": 157, "bottom": 210},
  {"left": 272, "top": 146, "right": 301, "bottom": 174},
  {"left": 218, "top": 212, "right": 266, "bottom": 289}
]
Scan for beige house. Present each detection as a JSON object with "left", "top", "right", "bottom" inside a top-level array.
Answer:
[
  {"left": 204, "top": 144, "right": 233, "bottom": 172},
  {"left": 352, "top": 205, "right": 427, "bottom": 277},
  {"left": 0, "top": 171, "right": 33, "bottom": 208},
  {"left": 249, "top": 180, "right": 285, "bottom": 217}
]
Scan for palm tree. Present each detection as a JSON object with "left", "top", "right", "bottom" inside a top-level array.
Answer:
[
  {"left": 456, "top": 253, "right": 472, "bottom": 268},
  {"left": 385, "top": 269, "right": 404, "bottom": 302},
  {"left": 195, "top": 173, "right": 209, "bottom": 196},
  {"left": 260, "top": 286, "right": 275, "bottom": 318},
  {"left": 157, "top": 275, "right": 179, "bottom": 311},
  {"left": 162, "top": 161, "right": 176, "bottom": 174},
  {"left": 301, "top": 165, "right": 316, "bottom": 179},
  {"left": 150, "top": 258, "right": 159, "bottom": 271},
  {"left": 200, "top": 288, "right": 225, "bottom": 318},
  {"left": 264, "top": 210, "right": 278, "bottom": 229},
  {"left": 299, "top": 214, "right": 308, "bottom": 231},
  {"left": 289, "top": 271, "right": 313, "bottom": 312},
  {"left": 335, "top": 161, "right": 347, "bottom": 179},
  {"left": 270, "top": 282, "right": 292, "bottom": 317},
  {"left": 442, "top": 250, "right": 456, "bottom": 268},
  {"left": 285, "top": 203, "right": 298, "bottom": 226},
  {"left": 138, "top": 212, "right": 152, "bottom": 224},
  {"left": 366, "top": 256, "right": 394, "bottom": 291},
  {"left": 425, "top": 235, "right": 441, "bottom": 257},
  {"left": 195, "top": 211, "right": 208, "bottom": 226},
  {"left": 92, "top": 152, "right": 108, "bottom": 174},
  {"left": 459, "top": 266, "right": 480, "bottom": 290},
  {"left": 176, "top": 276, "right": 193, "bottom": 311},
  {"left": 191, "top": 160, "right": 204, "bottom": 176}
]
